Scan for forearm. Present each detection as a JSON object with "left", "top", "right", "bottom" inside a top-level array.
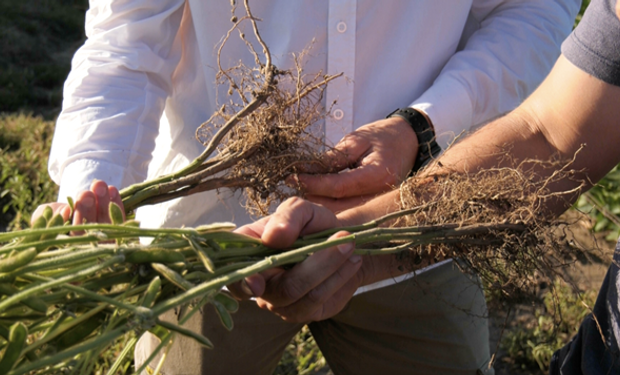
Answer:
[
  {"left": 431, "top": 57, "right": 620, "bottom": 216},
  {"left": 341, "top": 55, "right": 620, "bottom": 226}
]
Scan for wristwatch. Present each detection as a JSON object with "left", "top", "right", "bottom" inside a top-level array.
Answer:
[{"left": 387, "top": 107, "right": 442, "bottom": 173}]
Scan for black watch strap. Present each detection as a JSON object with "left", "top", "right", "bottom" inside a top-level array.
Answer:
[{"left": 387, "top": 107, "right": 442, "bottom": 173}]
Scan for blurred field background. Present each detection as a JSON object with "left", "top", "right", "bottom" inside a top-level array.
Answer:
[{"left": 2, "top": 1, "right": 615, "bottom": 374}]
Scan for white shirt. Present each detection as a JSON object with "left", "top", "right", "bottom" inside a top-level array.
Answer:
[{"left": 50, "top": 0, "right": 579, "bottom": 231}]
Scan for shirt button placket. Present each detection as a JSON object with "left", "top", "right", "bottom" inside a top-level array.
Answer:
[{"left": 325, "top": 0, "right": 356, "bottom": 147}]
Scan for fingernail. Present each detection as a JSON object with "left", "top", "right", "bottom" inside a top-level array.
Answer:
[
  {"left": 338, "top": 243, "right": 353, "bottom": 255},
  {"left": 109, "top": 189, "right": 117, "bottom": 199},
  {"left": 241, "top": 279, "right": 254, "bottom": 296},
  {"left": 81, "top": 196, "right": 95, "bottom": 208},
  {"left": 349, "top": 255, "right": 362, "bottom": 264},
  {"left": 95, "top": 184, "right": 107, "bottom": 197}
]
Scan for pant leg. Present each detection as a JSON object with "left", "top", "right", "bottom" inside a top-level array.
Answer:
[
  {"left": 309, "top": 261, "right": 494, "bottom": 375},
  {"left": 134, "top": 299, "right": 303, "bottom": 375}
]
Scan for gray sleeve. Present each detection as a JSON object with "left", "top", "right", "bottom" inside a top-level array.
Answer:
[{"left": 561, "top": 0, "right": 620, "bottom": 87}]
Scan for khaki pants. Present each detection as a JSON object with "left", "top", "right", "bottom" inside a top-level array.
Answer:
[{"left": 135, "top": 261, "right": 494, "bottom": 375}]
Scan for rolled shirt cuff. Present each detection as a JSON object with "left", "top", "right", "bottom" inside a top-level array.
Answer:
[{"left": 411, "top": 76, "right": 474, "bottom": 150}]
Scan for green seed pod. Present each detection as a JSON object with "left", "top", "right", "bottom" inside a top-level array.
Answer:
[
  {"left": 0, "top": 248, "right": 37, "bottom": 273},
  {"left": 0, "top": 283, "right": 47, "bottom": 314},
  {"left": 151, "top": 263, "right": 194, "bottom": 291},
  {"left": 156, "top": 320, "right": 213, "bottom": 349},
  {"left": 22, "top": 215, "right": 47, "bottom": 244},
  {"left": 141, "top": 276, "right": 161, "bottom": 308},
  {"left": 40, "top": 214, "right": 65, "bottom": 241},
  {"left": 0, "top": 322, "right": 28, "bottom": 375},
  {"left": 126, "top": 250, "right": 185, "bottom": 264},
  {"left": 187, "top": 237, "right": 215, "bottom": 273},
  {"left": 0, "top": 323, "right": 9, "bottom": 341},
  {"left": 81, "top": 271, "right": 134, "bottom": 292},
  {"left": 42, "top": 206, "right": 53, "bottom": 222},
  {"left": 109, "top": 202, "right": 124, "bottom": 225},
  {"left": 214, "top": 292, "right": 239, "bottom": 313},
  {"left": 206, "top": 239, "right": 224, "bottom": 253},
  {"left": 213, "top": 301, "right": 234, "bottom": 331},
  {"left": 183, "top": 271, "right": 212, "bottom": 282},
  {"left": 47, "top": 213, "right": 64, "bottom": 228}
]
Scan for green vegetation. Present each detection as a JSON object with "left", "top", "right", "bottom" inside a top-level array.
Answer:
[
  {"left": 576, "top": 165, "right": 620, "bottom": 241},
  {"left": 0, "top": 114, "right": 58, "bottom": 231},
  {"left": 274, "top": 327, "right": 326, "bottom": 375},
  {"left": 501, "top": 280, "right": 597, "bottom": 372}
]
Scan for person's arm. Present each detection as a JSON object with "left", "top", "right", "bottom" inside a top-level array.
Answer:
[
  {"left": 233, "top": 54, "right": 620, "bottom": 322},
  {"left": 295, "top": 0, "right": 581, "bottom": 212},
  {"left": 36, "top": 0, "right": 185, "bottom": 225},
  {"left": 49, "top": 0, "right": 186, "bottom": 203}
]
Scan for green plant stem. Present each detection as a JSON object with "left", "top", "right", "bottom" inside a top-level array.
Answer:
[
  {"left": 6, "top": 326, "right": 126, "bottom": 375},
  {"left": 105, "top": 336, "right": 137, "bottom": 375},
  {"left": 210, "top": 260, "right": 257, "bottom": 277},
  {"left": 302, "top": 203, "right": 433, "bottom": 240},
  {"left": 0, "top": 256, "right": 123, "bottom": 312},
  {"left": 151, "top": 221, "right": 527, "bottom": 316},
  {"left": 134, "top": 294, "right": 213, "bottom": 375},
  {"left": 3, "top": 247, "right": 117, "bottom": 278},
  {"left": 118, "top": 97, "right": 271, "bottom": 212},
  {"left": 22, "top": 304, "right": 108, "bottom": 355},
  {"left": 31, "top": 259, "right": 100, "bottom": 280},
  {"left": 27, "top": 274, "right": 145, "bottom": 314},
  {"left": 0, "top": 222, "right": 239, "bottom": 244},
  {"left": 150, "top": 234, "right": 357, "bottom": 316}
]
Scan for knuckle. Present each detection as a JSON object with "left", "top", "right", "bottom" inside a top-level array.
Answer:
[
  {"left": 305, "top": 285, "right": 326, "bottom": 306},
  {"left": 332, "top": 180, "right": 347, "bottom": 199},
  {"left": 335, "top": 264, "right": 356, "bottom": 286},
  {"left": 280, "top": 279, "right": 307, "bottom": 304},
  {"left": 281, "top": 196, "right": 306, "bottom": 210}
]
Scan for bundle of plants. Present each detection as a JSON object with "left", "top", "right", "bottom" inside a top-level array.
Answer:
[{"left": 0, "top": 155, "right": 592, "bottom": 374}]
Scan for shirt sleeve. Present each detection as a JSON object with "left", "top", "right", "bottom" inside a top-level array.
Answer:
[
  {"left": 411, "top": 0, "right": 581, "bottom": 149},
  {"left": 562, "top": 0, "right": 620, "bottom": 87},
  {"left": 48, "top": 0, "right": 186, "bottom": 202}
]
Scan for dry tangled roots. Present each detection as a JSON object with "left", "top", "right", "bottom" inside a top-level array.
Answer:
[{"left": 396, "top": 158, "right": 595, "bottom": 305}]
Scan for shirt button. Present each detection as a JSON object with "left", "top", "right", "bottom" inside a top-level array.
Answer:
[
  {"left": 333, "top": 109, "right": 344, "bottom": 120},
  {"left": 337, "top": 22, "right": 347, "bottom": 33}
]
